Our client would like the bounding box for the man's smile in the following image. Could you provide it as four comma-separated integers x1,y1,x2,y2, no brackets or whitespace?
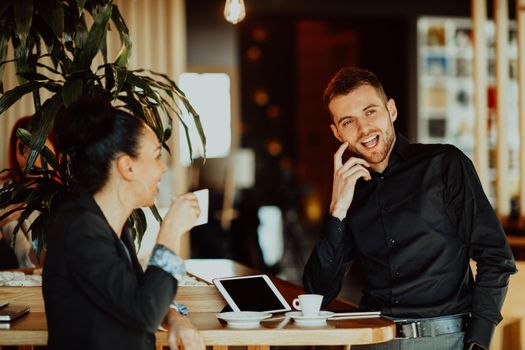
361,134,379,149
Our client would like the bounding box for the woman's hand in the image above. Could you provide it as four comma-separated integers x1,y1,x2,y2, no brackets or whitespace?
166,309,205,350
157,193,200,254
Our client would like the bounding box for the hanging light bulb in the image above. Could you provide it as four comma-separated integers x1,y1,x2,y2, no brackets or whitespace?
224,0,246,24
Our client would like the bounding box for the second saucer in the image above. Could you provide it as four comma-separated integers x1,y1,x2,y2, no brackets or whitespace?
285,311,334,327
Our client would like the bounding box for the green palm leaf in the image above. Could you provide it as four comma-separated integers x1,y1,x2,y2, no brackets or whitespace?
111,4,131,67
25,93,62,171
0,81,46,115
1,0,207,254
16,128,60,171
78,0,112,69
13,0,33,50
39,0,64,40
0,34,9,93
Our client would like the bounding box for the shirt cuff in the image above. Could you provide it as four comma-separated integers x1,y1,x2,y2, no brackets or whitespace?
148,244,186,282
465,315,496,349
324,215,348,243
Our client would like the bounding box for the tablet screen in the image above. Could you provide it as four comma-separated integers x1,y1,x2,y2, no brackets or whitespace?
213,275,291,313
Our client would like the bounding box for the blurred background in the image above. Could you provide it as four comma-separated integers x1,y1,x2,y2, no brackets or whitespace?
182,0,524,290
1,0,523,302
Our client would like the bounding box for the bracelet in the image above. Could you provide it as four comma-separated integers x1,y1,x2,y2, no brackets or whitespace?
170,302,189,316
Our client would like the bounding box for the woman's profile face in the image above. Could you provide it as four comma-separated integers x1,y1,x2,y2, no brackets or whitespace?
130,126,168,207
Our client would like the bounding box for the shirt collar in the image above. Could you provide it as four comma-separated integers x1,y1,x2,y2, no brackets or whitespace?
391,132,412,161
374,132,410,175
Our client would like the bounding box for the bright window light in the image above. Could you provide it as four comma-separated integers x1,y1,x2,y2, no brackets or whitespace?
179,73,232,166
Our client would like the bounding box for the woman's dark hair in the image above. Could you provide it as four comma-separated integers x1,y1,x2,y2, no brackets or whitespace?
54,97,145,194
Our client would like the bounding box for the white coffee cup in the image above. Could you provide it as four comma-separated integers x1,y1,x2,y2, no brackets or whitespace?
192,189,209,226
292,294,323,317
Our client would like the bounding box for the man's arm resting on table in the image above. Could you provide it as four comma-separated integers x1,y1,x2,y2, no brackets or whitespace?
303,215,353,305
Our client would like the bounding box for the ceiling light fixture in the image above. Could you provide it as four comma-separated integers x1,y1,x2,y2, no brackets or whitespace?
224,0,246,24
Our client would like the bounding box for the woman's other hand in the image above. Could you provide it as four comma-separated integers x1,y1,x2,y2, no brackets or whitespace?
166,309,205,350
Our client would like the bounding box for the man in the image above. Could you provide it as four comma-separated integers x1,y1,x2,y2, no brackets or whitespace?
303,67,517,350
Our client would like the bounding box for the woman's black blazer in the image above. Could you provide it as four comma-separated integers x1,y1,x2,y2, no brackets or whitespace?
43,189,177,350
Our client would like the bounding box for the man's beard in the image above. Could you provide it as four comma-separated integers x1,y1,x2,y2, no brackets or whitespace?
347,123,396,165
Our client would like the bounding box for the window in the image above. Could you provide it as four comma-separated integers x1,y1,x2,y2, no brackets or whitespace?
179,73,232,166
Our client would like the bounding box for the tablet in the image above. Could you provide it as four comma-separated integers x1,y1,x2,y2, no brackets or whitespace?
213,274,291,313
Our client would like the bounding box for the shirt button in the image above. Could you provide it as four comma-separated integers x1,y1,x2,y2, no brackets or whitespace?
389,238,396,245
393,298,400,304
394,270,400,277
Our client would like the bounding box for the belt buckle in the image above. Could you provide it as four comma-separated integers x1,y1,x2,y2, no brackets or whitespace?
410,321,422,338
397,320,422,338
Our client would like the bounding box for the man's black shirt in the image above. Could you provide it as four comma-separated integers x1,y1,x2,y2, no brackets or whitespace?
303,133,516,348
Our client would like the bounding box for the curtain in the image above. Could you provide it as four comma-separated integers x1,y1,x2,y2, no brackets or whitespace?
0,0,189,196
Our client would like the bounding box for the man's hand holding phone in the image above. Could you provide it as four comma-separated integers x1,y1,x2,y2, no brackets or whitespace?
329,142,371,220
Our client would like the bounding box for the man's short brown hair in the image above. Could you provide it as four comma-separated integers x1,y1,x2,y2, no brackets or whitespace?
323,67,388,110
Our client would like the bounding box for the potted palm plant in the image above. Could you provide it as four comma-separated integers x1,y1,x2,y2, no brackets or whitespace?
0,0,205,260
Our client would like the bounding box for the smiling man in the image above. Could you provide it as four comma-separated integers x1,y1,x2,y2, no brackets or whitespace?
303,67,517,350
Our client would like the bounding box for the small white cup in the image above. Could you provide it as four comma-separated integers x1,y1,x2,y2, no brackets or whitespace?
292,294,323,317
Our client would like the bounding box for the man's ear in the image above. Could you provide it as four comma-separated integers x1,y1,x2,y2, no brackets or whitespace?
116,155,134,181
387,98,398,122
330,124,344,142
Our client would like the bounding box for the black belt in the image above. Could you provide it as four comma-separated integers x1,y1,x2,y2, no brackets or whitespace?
393,314,468,338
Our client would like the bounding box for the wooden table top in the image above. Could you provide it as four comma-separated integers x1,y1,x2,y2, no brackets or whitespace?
1,259,395,346
1,311,394,346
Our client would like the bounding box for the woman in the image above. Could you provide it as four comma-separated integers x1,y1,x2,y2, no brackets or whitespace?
0,116,56,269
42,98,205,350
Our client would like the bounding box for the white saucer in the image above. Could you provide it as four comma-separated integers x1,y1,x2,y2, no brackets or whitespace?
285,311,335,327
217,311,272,329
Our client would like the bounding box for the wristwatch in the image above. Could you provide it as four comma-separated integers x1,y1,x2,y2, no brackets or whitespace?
169,303,189,316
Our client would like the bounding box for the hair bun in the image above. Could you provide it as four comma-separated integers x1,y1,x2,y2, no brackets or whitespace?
55,97,115,155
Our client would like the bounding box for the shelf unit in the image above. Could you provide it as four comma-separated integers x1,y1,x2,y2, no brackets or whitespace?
417,16,519,203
